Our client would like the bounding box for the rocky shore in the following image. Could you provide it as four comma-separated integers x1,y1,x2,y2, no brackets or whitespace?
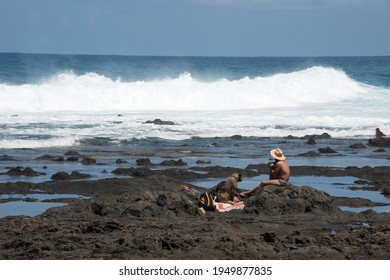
0,163,389,260
1,129,389,259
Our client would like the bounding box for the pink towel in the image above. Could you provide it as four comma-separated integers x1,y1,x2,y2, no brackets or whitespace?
214,201,245,212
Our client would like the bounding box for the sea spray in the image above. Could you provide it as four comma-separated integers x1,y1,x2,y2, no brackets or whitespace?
0,55,389,148
0,67,379,113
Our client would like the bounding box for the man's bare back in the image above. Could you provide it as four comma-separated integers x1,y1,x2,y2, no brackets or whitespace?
269,160,290,184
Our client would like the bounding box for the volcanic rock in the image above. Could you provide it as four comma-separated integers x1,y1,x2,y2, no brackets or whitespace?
349,143,366,149
318,147,337,154
144,119,175,125
4,167,40,177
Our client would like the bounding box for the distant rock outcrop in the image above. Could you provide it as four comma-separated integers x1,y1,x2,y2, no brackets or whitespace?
318,147,337,153
144,119,175,125
368,128,390,147
3,167,40,177
51,171,91,180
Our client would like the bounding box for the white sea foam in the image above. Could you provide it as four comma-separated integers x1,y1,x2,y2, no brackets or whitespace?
0,137,76,149
0,66,389,148
0,66,382,113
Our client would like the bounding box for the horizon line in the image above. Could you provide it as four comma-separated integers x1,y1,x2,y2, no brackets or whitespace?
1,51,389,59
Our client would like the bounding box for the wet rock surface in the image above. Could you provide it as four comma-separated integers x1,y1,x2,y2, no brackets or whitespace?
0,164,389,260
368,128,390,147
369,137,390,147
0,130,389,259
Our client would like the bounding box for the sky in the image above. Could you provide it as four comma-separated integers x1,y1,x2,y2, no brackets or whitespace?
0,0,389,56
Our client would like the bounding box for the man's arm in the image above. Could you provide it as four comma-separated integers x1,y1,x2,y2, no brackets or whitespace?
270,162,282,179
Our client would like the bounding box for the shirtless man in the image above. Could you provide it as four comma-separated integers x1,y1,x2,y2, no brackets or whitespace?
240,148,290,197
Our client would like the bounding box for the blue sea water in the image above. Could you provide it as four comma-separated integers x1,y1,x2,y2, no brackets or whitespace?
0,54,389,216
1,54,389,87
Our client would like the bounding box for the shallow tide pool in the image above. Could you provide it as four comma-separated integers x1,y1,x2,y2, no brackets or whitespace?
0,193,89,218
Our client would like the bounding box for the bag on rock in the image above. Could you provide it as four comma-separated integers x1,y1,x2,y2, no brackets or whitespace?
198,192,215,211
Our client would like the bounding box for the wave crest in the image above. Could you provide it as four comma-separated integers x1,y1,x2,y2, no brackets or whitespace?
0,66,380,113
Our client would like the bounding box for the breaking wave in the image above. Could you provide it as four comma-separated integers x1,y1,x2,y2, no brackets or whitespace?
0,66,384,113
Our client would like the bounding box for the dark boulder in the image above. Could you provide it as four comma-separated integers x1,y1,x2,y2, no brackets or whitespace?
136,158,152,166
51,171,71,180
51,171,91,180
144,119,175,125
244,185,336,215
4,167,40,177
349,143,366,149
52,157,65,162
368,128,390,147
22,167,40,176
111,167,151,177
304,133,331,139
70,171,92,179
36,155,56,160
81,157,97,165
318,147,337,154
64,150,81,156
66,156,79,162
368,137,390,147
298,151,320,157
382,187,390,197
159,159,187,166
196,160,211,164
306,136,316,145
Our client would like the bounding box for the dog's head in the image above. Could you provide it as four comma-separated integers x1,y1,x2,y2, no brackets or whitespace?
231,171,242,182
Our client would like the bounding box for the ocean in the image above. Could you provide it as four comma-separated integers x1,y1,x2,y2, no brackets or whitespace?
0,53,390,216
0,54,389,149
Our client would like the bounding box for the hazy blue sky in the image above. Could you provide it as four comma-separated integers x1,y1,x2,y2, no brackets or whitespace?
0,0,389,56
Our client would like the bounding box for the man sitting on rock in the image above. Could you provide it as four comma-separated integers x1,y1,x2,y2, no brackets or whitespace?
240,148,290,197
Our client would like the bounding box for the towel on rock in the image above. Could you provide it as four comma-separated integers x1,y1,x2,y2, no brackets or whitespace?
214,200,245,212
